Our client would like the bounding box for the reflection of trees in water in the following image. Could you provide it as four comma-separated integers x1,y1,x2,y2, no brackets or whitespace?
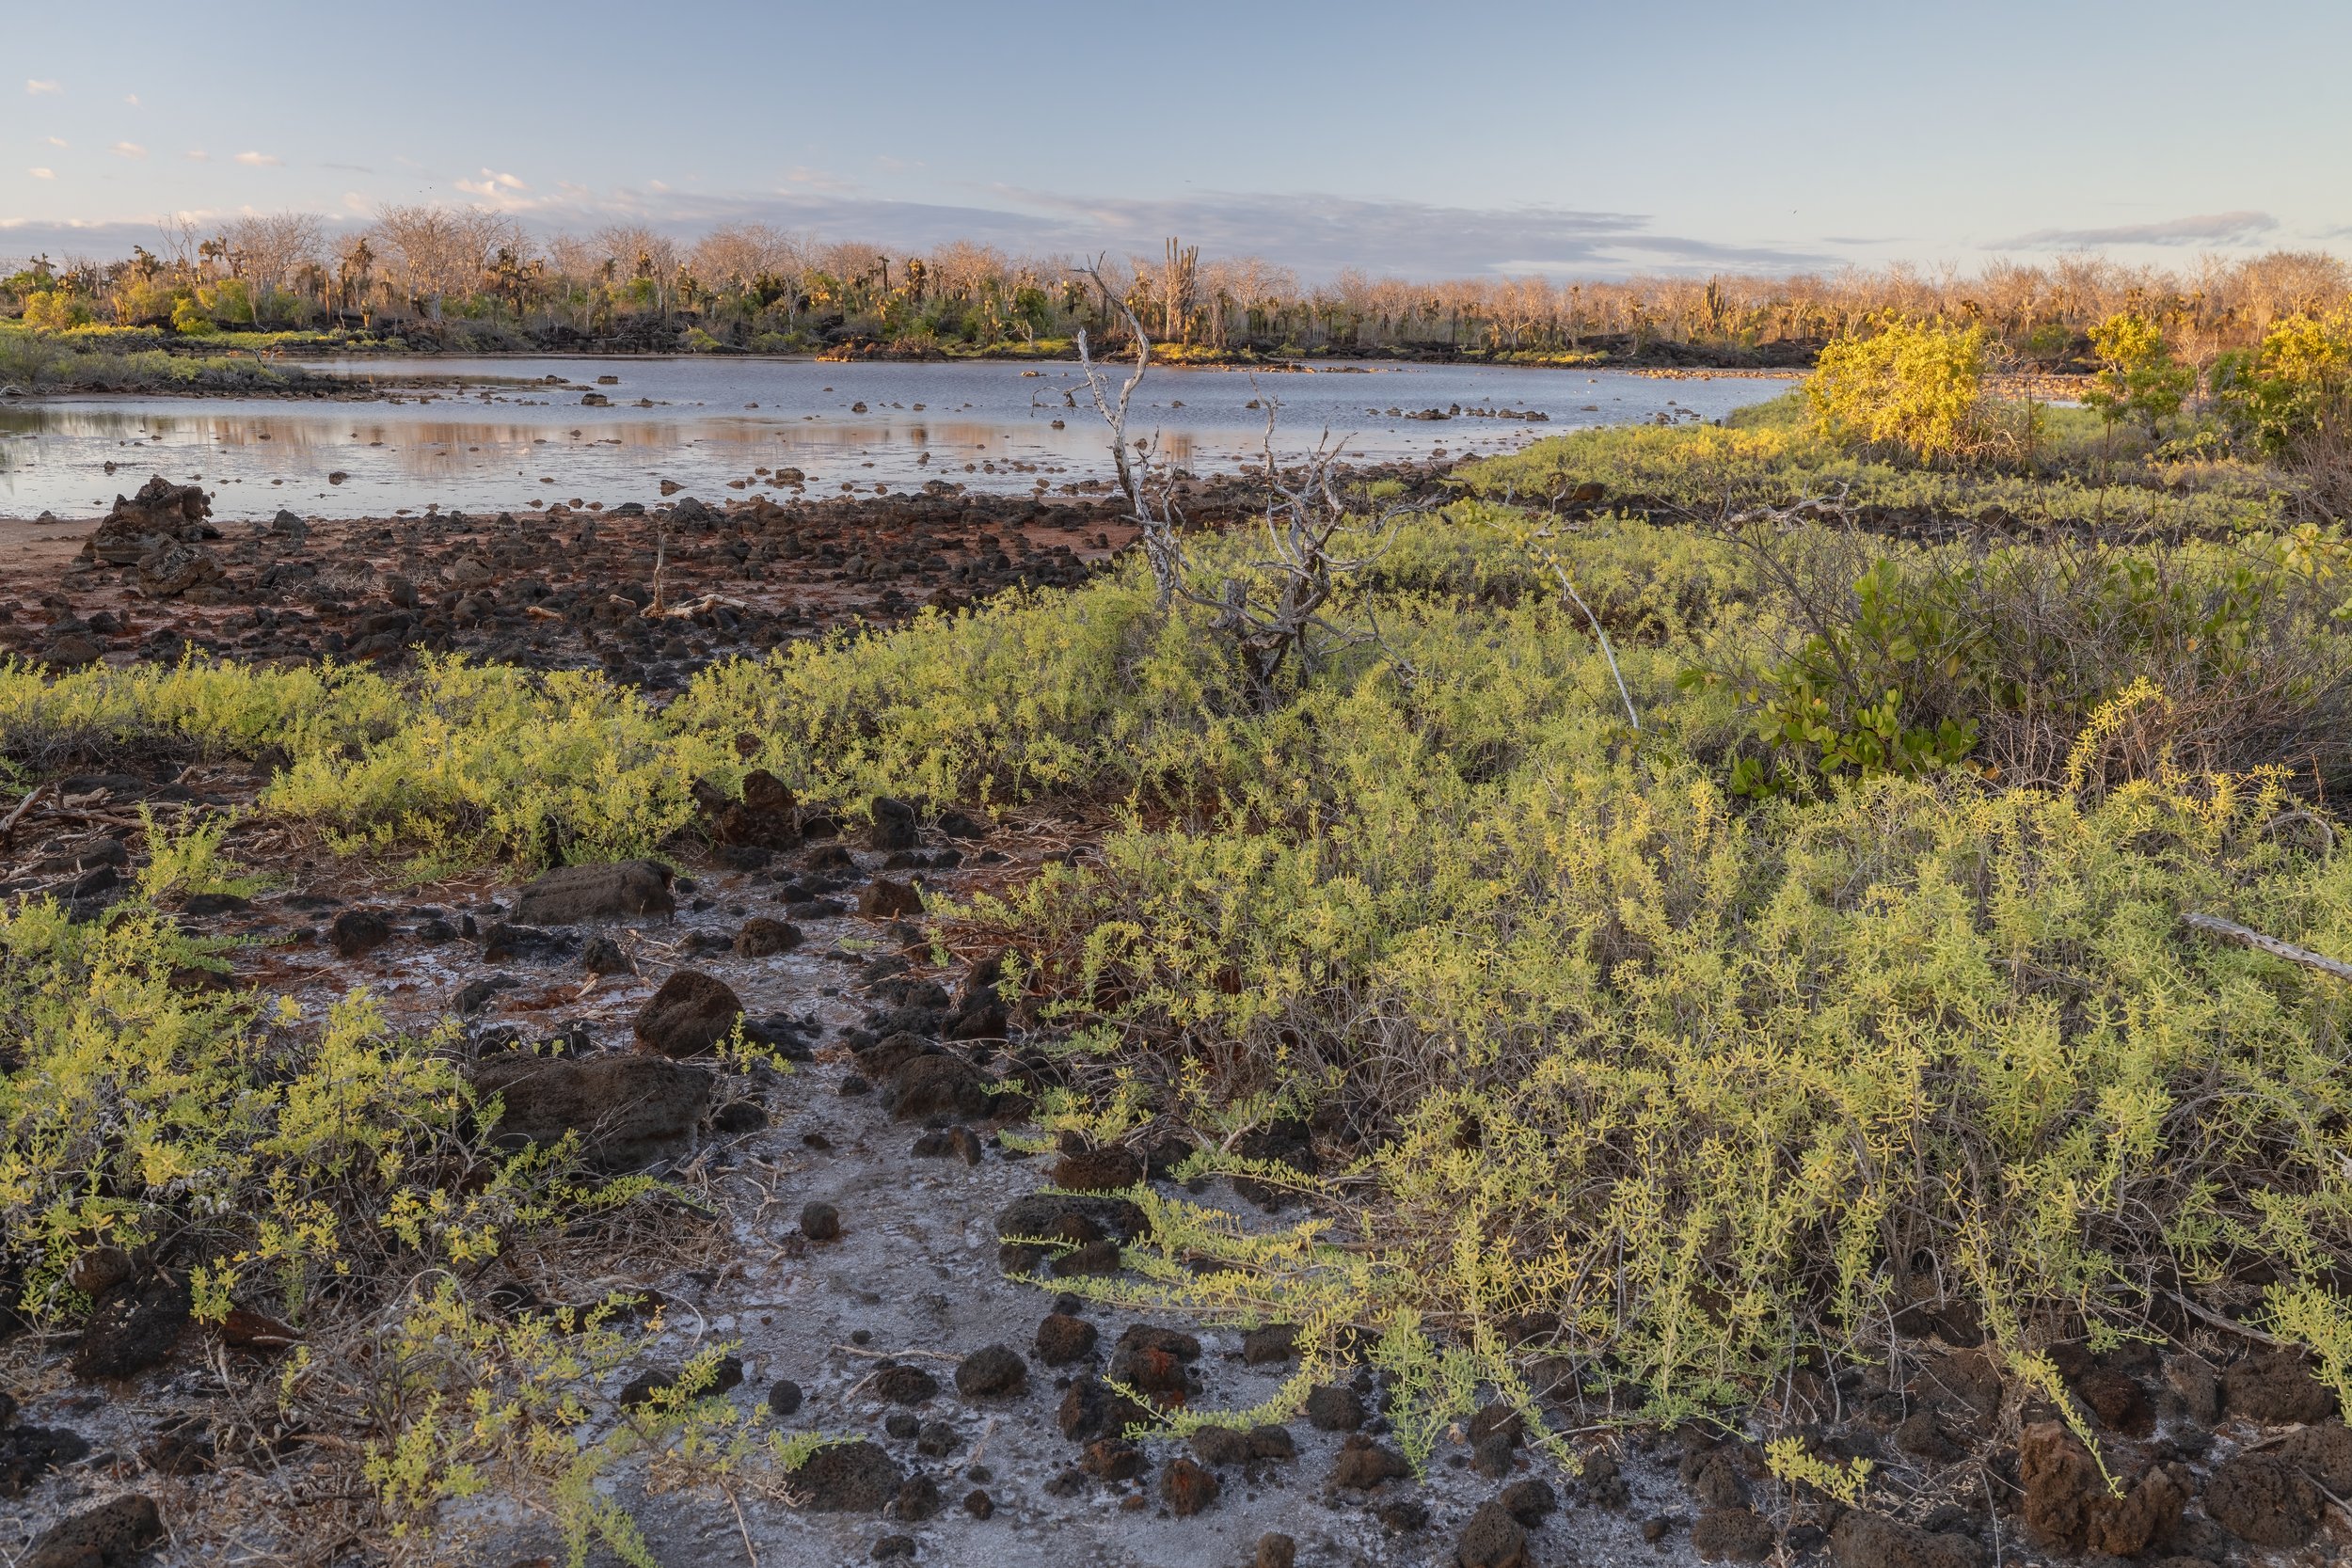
0,370,1777,516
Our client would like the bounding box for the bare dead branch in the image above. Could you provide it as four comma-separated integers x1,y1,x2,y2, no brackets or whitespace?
2182,911,2352,982
1076,269,1185,609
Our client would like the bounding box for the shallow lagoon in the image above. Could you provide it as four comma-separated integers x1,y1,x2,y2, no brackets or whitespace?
0,356,1787,519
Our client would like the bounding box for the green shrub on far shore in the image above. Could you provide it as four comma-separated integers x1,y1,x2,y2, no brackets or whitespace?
0,322,308,392
1805,316,2026,465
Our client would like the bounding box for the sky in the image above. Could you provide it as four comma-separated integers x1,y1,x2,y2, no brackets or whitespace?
2,0,2344,280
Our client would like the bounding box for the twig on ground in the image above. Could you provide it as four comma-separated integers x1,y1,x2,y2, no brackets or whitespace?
722,1480,759,1568
2162,1287,2288,1346
2182,911,2352,982
0,783,49,844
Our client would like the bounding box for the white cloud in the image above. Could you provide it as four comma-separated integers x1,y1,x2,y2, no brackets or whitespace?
27,166,54,180
39,135,65,149
25,79,61,96
342,191,370,211
123,94,138,105
455,166,528,196
1996,211,2280,248
234,150,282,166
185,150,209,161
109,141,146,159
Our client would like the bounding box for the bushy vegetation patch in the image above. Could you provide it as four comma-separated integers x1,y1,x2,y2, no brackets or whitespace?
0,811,824,1560
5,403,2352,1527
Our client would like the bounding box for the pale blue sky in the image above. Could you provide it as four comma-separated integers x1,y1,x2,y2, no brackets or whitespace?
4,0,2344,277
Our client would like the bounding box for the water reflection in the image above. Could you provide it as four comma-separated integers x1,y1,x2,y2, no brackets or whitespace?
0,359,1786,519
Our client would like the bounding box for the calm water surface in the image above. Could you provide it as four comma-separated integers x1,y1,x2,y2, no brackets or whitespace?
0,356,1788,520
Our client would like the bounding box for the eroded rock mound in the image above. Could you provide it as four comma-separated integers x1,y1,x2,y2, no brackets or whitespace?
633,969,744,1057
883,1052,989,1120
516,860,675,924
2204,1450,2322,1548
72,1275,189,1381
701,769,802,848
1826,1509,1982,1568
84,478,215,565
2224,1345,2339,1424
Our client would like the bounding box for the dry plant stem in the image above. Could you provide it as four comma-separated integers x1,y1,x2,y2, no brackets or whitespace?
722,1479,759,1568
1199,404,1422,703
1538,554,1639,729
1515,521,1646,728
2181,911,2352,982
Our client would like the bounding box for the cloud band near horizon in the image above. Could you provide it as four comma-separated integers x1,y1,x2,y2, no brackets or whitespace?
0,188,2314,281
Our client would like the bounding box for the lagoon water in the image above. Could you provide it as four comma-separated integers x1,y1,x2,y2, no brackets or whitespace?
0,356,1788,520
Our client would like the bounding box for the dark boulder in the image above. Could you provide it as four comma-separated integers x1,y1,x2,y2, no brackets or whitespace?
1161,1455,1219,1516
1692,1508,1776,1563
1,1421,92,1497
85,477,215,565
2224,1346,2340,1424
884,1053,991,1120
733,917,803,958
858,879,924,920
873,1364,939,1404
1232,1117,1318,1208
515,860,675,924
1057,1375,1153,1443
702,769,801,848
24,1494,163,1568
72,1276,189,1381
995,1192,1150,1248
788,1439,902,1512
1305,1384,1365,1432
468,1053,709,1169
1035,1312,1098,1366
1826,1511,1983,1568
1454,1500,1529,1568
1052,1145,1145,1192
481,922,575,964
633,969,744,1057
954,1344,1028,1399
2204,1450,2322,1548
1328,1433,1410,1489
328,908,392,958
868,796,920,850
1244,1323,1299,1365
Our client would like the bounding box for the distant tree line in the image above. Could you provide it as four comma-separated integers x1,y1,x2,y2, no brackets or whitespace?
6,207,2352,364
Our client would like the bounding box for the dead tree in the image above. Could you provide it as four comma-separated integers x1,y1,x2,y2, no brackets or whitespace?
1078,277,1419,707
1075,277,1186,609
1201,402,1422,706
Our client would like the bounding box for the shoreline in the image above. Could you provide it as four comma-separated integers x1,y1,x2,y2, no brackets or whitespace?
0,458,1459,686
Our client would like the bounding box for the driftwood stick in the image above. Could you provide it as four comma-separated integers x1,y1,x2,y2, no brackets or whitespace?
2182,912,2352,982
0,783,48,845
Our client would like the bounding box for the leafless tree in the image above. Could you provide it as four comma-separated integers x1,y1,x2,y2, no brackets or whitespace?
1203,405,1422,705
1077,270,1419,706
1075,275,1185,609
594,224,681,319
371,205,523,319
225,212,324,316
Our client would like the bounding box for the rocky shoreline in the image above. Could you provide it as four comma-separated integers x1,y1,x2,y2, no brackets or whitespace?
0,460,1471,690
